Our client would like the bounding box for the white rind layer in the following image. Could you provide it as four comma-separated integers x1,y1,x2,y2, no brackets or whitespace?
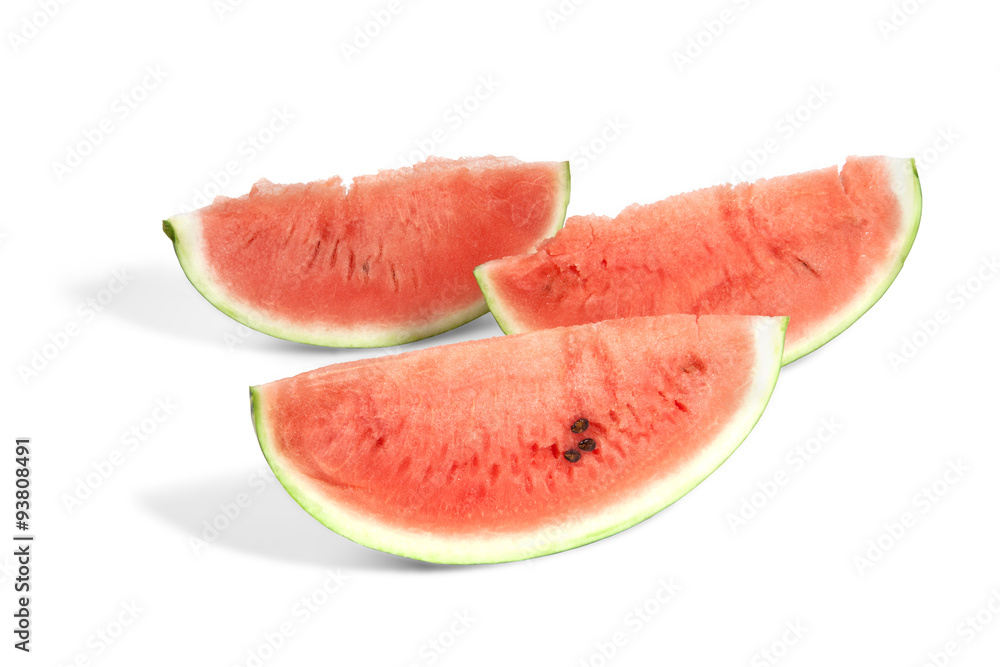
251,315,787,564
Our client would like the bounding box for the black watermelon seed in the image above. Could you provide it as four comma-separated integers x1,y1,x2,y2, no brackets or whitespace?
578,438,596,452
564,449,582,463
571,418,589,434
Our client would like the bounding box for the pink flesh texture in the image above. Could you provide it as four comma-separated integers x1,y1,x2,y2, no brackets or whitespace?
481,157,903,352
199,157,565,330
258,315,761,535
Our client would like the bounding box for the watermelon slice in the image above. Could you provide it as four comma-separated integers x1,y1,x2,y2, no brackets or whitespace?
163,157,570,347
475,156,922,364
250,314,787,564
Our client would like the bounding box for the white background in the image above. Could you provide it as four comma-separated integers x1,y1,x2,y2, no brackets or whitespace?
3,0,999,665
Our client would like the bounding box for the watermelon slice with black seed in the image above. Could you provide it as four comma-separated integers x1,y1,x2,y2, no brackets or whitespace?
250,314,786,564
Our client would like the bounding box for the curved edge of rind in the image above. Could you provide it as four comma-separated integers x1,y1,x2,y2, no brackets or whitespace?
252,316,787,565
252,383,463,564
164,160,570,348
782,157,922,364
165,211,263,332
251,386,356,553
473,263,517,335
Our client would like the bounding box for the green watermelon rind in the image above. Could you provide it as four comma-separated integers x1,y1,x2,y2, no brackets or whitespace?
250,315,787,565
163,161,571,348
781,157,922,364
476,157,923,366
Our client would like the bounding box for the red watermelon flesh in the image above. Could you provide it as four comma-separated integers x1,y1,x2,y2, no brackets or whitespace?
163,156,570,347
251,314,787,564
475,156,921,364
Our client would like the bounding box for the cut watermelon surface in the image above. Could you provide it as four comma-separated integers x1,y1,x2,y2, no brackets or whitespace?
475,156,921,364
251,314,787,564
164,157,570,347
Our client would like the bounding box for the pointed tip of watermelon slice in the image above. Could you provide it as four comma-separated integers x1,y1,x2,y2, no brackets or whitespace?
472,263,515,335
905,157,923,247
162,219,176,242
557,159,572,224
249,385,259,426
